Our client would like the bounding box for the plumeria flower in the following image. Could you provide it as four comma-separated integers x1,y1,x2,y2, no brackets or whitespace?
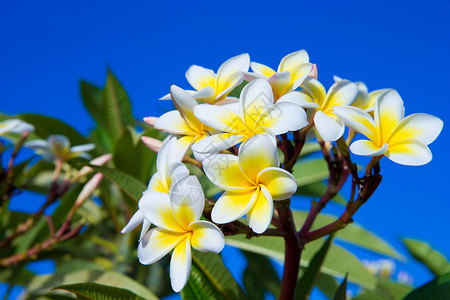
334,76,390,113
25,134,94,163
160,54,250,104
153,85,215,155
122,136,189,239
0,119,34,135
138,175,225,292
192,79,308,153
333,90,443,165
202,134,297,234
298,77,358,142
243,50,313,100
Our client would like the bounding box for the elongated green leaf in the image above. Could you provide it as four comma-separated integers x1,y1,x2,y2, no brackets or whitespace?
299,143,321,158
333,274,348,300
102,69,134,141
292,159,329,187
353,278,413,300
80,81,105,128
228,81,247,98
181,252,247,300
296,182,346,205
88,164,146,202
19,114,87,145
28,270,158,300
296,235,334,300
293,211,403,259
225,235,377,290
404,272,450,300
242,251,280,299
316,273,339,300
54,282,145,300
402,238,450,276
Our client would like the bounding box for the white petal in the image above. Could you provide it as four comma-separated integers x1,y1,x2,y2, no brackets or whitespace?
239,134,280,182
159,93,172,100
216,53,250,87
167,162,190,189
194,104,245,133
138,228,185,265
140,218,152,241
240,79,274,127
268,71,291,99
170,176,205,228
157,136,179,179
375,90,405,142
185,65,216,91
170,237,192,292
278,50,310,73
192,86,216,103
139,191,184,231
4,119,34,134
333,106,377,140
247,186,273,234
242,71,267,82
25,139,49,151
313,110,345,142
211,189,258,224
256,167,297,200
350,140,388,156
300,78,327,106
191,133,245,154
288,63,313,92
388,113,443,145
255,102,308,135
121,210,145,234
154,110,194,135
170,85,203,129
215,72,244,101
69,143,95,153
251,62,276,78
277,91,319,108
48,135,71,156
0,119,22,135
386,139,432,166
189,220,225,253
325,80,358,108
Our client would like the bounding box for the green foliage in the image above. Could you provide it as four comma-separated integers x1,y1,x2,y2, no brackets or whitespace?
403,272,450,300
402,238,450,276
53,282,146,300
292,159,329,187
333,274,348,300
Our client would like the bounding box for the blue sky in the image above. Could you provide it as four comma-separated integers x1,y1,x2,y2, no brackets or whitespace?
1,0,449,298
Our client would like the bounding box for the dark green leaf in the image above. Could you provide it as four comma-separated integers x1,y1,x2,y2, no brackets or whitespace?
53,282,145,300
316,273,339,300
404,272,450,300
402,238,450,276
227,81,247,98
333,274,348,300
242,251,280,299
296,235,334,300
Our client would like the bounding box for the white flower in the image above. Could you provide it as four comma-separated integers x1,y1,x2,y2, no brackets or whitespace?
0,119,34,135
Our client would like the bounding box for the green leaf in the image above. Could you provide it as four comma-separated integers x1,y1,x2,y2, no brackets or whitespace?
296,235,334,300
102,69,134,141
88,164,146,202
242,251,280,299
296,182,346,205
53,282,146,300
402,238,450,276
292,159,329,187
292,211,403,259
80,81,105,128
299,143,321,158
19,114,87,146
333,274,348,300
404,272,450,300
227,81,247,98
353,278,413,300
27,270,158,300
225,235,377,290
181,252,247,300
315,273,339,300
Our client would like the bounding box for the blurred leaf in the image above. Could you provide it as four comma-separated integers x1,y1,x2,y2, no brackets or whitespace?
333,274,348,300
293,211,403,259
102,69,134,141
296,182,346,205
27,270,158,300
316,273,339,300
242,251,280,299
296,235,334,300
79,81,105,129
88,164,146,202
353,278,413,300
404,272,450,300
292,159,329,187
402,238,450,276
53,282,146,300
299,143,321,158
226,235,377,290
19,114,87,146
181,252,247,300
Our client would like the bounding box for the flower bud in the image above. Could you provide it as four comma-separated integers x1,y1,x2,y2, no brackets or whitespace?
75,173,104,207
141,136,163,153
143,116,158,127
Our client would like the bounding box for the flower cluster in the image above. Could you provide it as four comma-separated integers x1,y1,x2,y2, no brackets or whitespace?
123,50,443,292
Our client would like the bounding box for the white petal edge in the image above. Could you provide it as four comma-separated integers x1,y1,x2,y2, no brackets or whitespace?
313,110,345,142
350,140,389,156
189,220,225,253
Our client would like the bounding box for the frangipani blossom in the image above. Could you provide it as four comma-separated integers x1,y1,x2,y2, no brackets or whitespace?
122,136,189,239
138,175,225,292
25,134,94,163
203,134,297,234
160,54,250,104
299,77,358,142
243,50,313,100
333,90,443,166
192,79,308,153
0,119,34,135
154,85,213,155
334,76,390,113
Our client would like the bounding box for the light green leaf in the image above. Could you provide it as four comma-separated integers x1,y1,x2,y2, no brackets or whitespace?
296,235,334,300
292,159,329,187
402,238,450,276
299,143,321,158
88,164,146,202
295,182,346,205
292,211,403,259
79,81,106,129
53,282,145,300
353,278,413,300
404,272,450,300
333,274,348,300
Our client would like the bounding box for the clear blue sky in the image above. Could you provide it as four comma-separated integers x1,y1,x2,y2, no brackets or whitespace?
1,0,449,299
